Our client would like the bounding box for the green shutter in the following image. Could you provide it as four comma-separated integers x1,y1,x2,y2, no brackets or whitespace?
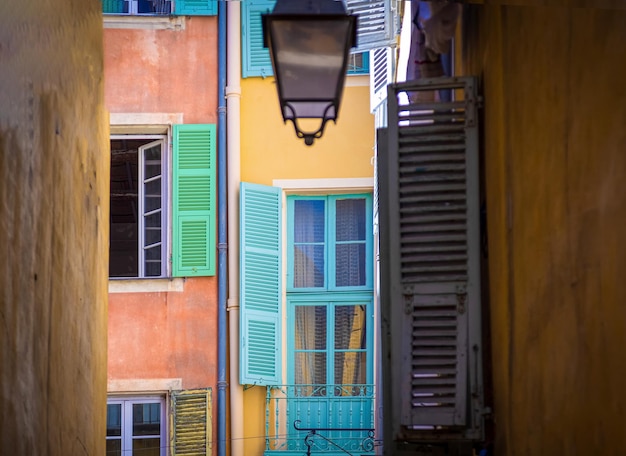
170,389,212,455
172,124,216,277
175,0,217,16
240,182,282,385
242,0,275,78
380,77,484,437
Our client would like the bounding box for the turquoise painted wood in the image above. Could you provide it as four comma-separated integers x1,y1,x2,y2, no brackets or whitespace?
242,0,275,78
240,182,282,385
172,124,216,277
174,0,217,15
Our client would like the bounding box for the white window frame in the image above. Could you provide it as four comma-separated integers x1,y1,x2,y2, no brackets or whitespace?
110,134,171,279
106,396,167,456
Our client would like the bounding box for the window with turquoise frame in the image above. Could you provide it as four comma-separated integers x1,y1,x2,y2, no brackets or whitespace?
287,194,373,292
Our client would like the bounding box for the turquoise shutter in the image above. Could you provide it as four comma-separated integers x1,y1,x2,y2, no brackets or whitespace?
170,389,212,455
240,182,282,385
172,124,216,277
174,0,217,16
242,0,275,78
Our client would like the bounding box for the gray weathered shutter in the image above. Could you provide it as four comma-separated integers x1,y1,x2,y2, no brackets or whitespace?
345,0,396,52
370,47,393,113
379,77,483,433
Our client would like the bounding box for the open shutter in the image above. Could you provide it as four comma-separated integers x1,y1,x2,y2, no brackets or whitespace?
172,124,216,277
370,47,394,113
170,389,212,455
240,182,282,385
242,0,275,78
346,0,396,52
380,77,483,434
174,0,216,16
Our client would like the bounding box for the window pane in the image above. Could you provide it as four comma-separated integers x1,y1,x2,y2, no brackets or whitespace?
335,243,366,287
294,200,325,243
106,404,122,437
295,352,326,385
334,351,367,386
336,198,365,241
293,245,324,287
334,305,366,350
133,437,161,455
105,439,122,456
295,306,327,350
132,403,161,436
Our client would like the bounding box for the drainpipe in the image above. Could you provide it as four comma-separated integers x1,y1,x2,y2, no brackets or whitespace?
226,1,244,456
217,1,228,456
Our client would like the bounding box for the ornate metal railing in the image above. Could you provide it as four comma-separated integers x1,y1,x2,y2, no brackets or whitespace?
265,384,375,455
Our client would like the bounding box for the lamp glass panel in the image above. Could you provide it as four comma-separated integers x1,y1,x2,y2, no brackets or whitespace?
270,17,352,119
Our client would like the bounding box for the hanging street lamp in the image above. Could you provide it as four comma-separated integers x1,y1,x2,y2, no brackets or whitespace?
262,0,357,146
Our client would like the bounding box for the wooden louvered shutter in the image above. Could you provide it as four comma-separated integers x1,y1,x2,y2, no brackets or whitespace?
345,0,396,52
170,389,212,455
370,47,393,113
240,182,282,385
242,0,275,78
172,124,216,277
174,0,217,16
380,77,482,429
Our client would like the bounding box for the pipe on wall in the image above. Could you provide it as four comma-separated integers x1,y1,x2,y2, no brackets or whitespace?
217,1,228,456
226,1,244,455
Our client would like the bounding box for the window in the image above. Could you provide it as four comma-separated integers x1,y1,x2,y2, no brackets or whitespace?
109,124,216,279
102,0,217,16
241,0,372,78
107,397,166,456
110,136,167,278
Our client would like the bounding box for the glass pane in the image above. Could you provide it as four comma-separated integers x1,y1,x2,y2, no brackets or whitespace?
144,180,162,213
106,404,122,437
106,438,122,456
133,403,161,436
293,245,324,287
144,212,162,245
133,437,161,455
295,306,327,350
336,198,365,241
334,305,366,350
294,200,325,243
334,351,367,387
335,243,366,287
295,352,326,385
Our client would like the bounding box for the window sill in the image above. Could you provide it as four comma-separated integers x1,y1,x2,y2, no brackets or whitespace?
103,15,185,30
109,278,185,293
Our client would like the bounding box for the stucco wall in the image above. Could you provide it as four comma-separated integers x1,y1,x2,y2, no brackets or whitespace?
0,1,109,455
463,5,626,454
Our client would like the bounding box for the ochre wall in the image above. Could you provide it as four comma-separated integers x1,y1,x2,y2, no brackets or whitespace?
104,17,218,123
463,5,626,454
240,78,375,184
239,76,375,455
0,1,109,455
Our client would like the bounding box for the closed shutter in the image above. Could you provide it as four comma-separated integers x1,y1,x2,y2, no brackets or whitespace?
379,77,483,431
170,389,212,455
174,0,216,16
370,47,394,113
240,182,282,385
345,0,396,52
242,0,275,78
172,124,216,277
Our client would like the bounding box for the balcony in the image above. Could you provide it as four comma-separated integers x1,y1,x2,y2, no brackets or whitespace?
265,384,376,456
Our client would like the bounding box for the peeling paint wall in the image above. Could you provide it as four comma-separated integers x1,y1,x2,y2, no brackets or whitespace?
0,1,109,455
463,4,626,454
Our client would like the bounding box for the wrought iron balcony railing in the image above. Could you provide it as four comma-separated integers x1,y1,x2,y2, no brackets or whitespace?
265,384,375,455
